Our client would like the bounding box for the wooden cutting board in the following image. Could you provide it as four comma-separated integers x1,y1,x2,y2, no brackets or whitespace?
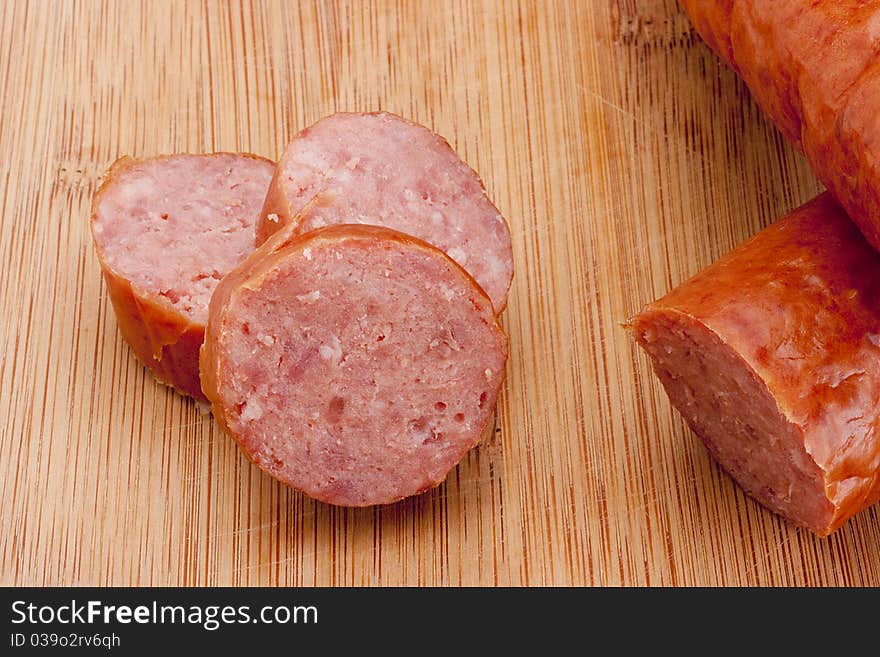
2,0,878,586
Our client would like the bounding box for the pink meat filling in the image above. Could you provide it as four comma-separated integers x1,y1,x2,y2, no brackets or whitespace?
261,112,513,311
214,233,508,506
636,310,833,531
92,154,274,323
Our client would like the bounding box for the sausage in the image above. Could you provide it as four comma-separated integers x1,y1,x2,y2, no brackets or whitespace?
257,111,514,313
200,223,508,506
91,153,274,400
679,0,735,68
680,1,880,251
632,194,880,535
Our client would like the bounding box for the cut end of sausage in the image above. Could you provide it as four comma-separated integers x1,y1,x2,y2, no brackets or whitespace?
92,153,275,324
203,225,508,506
633,308,835,535
90,152,274,399
257,111,514,313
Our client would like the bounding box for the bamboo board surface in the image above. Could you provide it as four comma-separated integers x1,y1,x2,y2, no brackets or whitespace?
2,0,879,587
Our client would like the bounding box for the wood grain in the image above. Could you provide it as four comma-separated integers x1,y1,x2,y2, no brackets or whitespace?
1,0,878,586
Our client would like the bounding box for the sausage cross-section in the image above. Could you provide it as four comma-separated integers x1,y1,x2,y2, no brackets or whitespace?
200,224,509,506
91,153,274,400
633,194,880,535
257,111,514,313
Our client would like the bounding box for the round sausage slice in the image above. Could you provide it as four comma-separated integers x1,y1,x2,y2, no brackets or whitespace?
91,153,274,400
632,194,880,536
201,224,508,506
257,111,514,313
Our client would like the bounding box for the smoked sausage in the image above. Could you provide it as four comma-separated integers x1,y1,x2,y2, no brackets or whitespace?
201,223,508,506
91,153,274,400
257,112,514,313
680,1,880,251
633,194,880,535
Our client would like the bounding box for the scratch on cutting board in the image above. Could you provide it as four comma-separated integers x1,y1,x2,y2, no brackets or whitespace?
574,80,781,208
742,528,800,580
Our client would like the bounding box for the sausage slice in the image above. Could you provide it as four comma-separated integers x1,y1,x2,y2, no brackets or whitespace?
632,194,880,535
257,111,514,313
201,224,508,506
91,153,274,400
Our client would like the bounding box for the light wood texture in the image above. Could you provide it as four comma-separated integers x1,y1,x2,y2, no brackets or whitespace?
2,0,878,586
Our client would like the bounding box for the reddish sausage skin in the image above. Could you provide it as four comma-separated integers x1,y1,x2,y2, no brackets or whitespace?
633,194,880,535
679,0,735,70
201,224,508,506
91,153,274,400
256,112,514,313
680,1,880,251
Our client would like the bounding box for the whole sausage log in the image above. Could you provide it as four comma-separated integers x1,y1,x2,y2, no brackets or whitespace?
200,223,508,506
680,0,880,251
632,194,880,535
257,112,514,313
91,153,274,400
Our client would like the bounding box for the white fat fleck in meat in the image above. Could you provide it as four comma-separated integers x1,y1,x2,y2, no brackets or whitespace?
438,285,456,301
484,368,493,380
267,213,280,223
429,327,461,352
239,399,263,422
294,149,330,173
447,246,468,266
484,252,502,277
333,168,354,184
117,178,155,202
319,334,343,365
303,247,312,261
296,290,321,303
258,334,276,346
